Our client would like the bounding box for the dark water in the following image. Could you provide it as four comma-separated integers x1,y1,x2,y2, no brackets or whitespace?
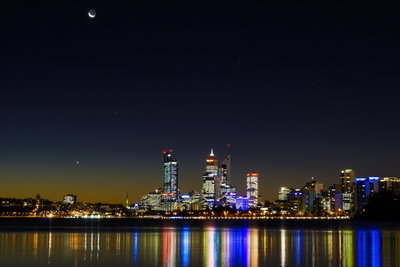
0,219,399,266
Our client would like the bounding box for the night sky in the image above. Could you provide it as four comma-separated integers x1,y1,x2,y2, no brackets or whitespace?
1,3,400,203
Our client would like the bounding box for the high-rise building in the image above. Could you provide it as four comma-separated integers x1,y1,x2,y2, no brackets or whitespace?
328,184,342,212
246,172,259,207
380,177,400,193
63,194,77,205
305,177,324,194
162,150,178,211
340,169,355,193
355,176,381,212
219,154,231,186
278,187,291,201
219,154,237,206
141,188,163,211
287,189,304,214
340,169,355,212
236,196,250,211
202,149,219,209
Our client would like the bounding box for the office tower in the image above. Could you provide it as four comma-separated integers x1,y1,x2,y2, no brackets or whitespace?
225,188,237,208
202,149,219,209
380,177,400,193
63,194,77,205
305,177,324,194
355,176,381,212
279,187,291,201
354,177,368,212
328,184,342,212
162,150,178,211
340,169,355,193
246,172,259,207
219,154,231,186
219,154,237,206
236,196,250,211
340,169,355,212
287,189,304,214
141,188,163,211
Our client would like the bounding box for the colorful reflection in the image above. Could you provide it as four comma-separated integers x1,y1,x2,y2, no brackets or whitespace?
0,225,396,267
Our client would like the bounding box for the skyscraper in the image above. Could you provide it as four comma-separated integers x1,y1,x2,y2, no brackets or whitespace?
278,187,291,201
246,172,259,208
355,176,381,212
202,149,219,209
219,154,237,206
219,154,231,186
162,150,178,211
340,169,355,212
340,169,355,193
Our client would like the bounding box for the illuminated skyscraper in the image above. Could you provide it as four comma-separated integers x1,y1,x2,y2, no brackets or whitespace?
340,169,355,212
201,149,219,209
278,187,291,201
219,154,237,206
340,169,355,193
355,176,381,212
162,149,178,211
63,194,77,205
246,172,259,207
219,154,231,186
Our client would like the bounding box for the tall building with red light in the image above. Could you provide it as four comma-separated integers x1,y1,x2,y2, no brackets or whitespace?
246,172,259,207
162,149,178,211
201,149,220,209
219,154,237,207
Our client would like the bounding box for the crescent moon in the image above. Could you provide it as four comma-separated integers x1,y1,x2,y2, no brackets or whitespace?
88,11,96,18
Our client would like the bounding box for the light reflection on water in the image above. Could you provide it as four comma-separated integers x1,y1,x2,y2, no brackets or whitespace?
0,226,400,266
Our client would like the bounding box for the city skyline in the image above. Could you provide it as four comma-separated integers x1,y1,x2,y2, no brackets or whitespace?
1,4,400,204
1,146,399,205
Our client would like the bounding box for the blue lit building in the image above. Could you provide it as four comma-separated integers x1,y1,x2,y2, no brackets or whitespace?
355,176,381,212
287,189,304,214
236,196,250,211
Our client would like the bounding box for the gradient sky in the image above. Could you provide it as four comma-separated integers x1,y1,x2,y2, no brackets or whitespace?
1,3,400,203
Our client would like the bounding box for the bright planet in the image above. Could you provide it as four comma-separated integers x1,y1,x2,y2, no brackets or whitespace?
88,9,96,18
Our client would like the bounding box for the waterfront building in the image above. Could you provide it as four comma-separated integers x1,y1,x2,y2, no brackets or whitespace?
140,188,163,211
219,154,231,185
63,194,77,205
236,196,250,211
334,192,343,212
379,177,400,193
189,191,203,210
287,189,304,214
328,184,342,212
342,193,352,212
340,169,355,193
305,177,324,194
162,150,179,211
246,172,259,207
355,176,381,212
340,169,355,212
180,194,191,211
224,186,237,208
201,149,220,209
278,187,291,201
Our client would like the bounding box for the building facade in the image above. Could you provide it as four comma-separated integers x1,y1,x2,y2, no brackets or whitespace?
162,150,179,211
246,172,259,207
202,149,219,209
